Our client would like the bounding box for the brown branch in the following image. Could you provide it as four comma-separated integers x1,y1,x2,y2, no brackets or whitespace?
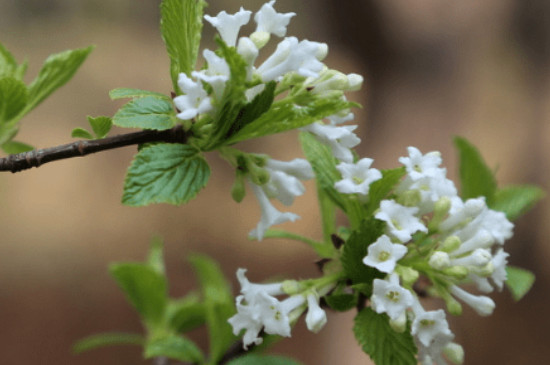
0,125,190,173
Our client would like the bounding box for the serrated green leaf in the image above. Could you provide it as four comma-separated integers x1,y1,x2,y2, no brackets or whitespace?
122,143,210,206
1,140,33,154
491,185,545,221
113,96,177,131
0,42,18,77
109,88,170,100
24,46,93,116
73,332,144,354
341,218,385,294
325,292,358,312
166,294,206,333
454,136,497,204
0,77,28,123
161,0,207,92
505,266,535,301
110,263,167,328
227,354,304,365
366,167,407,216
87,116,112,138
188,254,236,364
227,95,353,145
354,308,417,365
71,127,94,140
144,334,204,363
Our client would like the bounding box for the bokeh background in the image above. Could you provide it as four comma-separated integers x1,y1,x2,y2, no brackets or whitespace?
1,0,550,364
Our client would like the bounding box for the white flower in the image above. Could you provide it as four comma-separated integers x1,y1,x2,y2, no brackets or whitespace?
228,295,266,349
334,158,382,199
449,248,492,269
236,268,284,299
305,293,327,333
489,248,509,291
363,235,408,273
371,273,414,320
256,37,327,81
173,73,213,120
397,174,458,214
450,285,495,316
417,331,456,365
301,122,361,163
237,37,259,80
249,181,300,240
439,197,486,232
262,158,314,206
254,0,296,37
375,200,428,242
192,49,230,100
476,209,514,245
411,307,453,348
204,7,252,47
399,147,443,181
327,110,354,125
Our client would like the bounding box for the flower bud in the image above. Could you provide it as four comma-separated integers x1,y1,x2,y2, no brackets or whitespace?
305,294,327,333
231,170,246,203
440,235,461,253
429,251,451,270
444,342,465,364
250,31,271,49
394,265,419,287
442,266,469,280
389,311,407,333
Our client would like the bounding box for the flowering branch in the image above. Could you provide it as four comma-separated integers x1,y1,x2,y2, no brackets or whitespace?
0,125,189,173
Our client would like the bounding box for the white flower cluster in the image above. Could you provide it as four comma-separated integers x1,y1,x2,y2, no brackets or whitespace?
336,146,513,364
228,269,329,349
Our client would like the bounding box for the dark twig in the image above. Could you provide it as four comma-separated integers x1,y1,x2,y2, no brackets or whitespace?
0,125,190,173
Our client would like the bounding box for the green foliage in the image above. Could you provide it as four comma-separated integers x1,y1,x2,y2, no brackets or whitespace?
227,354,304,365
144,334,204,363
353,308,417,365
340,217,385,295
365,167,407,216
0,42,27,80
71,128,94,140
505,266,536,301
113,97,177,131
110,88,170,100
261,229,336,258
0,77,28,124
161,0,207,92
492,185,545,221
188,254,236,364
325,286,358,312
1,140,33,154
110,263,168,330
72,116,113,140
122,143,211,206
73,333,144,354
454,136,497,204
166,294,206,333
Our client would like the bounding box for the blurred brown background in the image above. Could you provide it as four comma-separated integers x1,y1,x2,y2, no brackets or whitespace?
1,0,549,364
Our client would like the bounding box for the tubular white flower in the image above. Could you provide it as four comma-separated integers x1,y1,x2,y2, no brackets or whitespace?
439,197,486,232
370,273,414,320
237,37,259,80
261,294,305,338
204,7,252,47
305,293,327,333
375,200,428,243
192,49,230,100
262,158,313,206
449,248,492,268
265,158,314,181
489,248,509,291
254,0,296,37
173,73,213,120
334,158,382,199
450,285,495,316
399,147,443,181
249,181,300,240
363,235,408,274
301,122,361,163
411,307,453,348
228,295,266,349
327,110,354,125
417,330,455,365
236,268,284,299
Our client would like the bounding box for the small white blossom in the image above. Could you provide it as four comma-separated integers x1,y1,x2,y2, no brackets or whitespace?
305,293,327,333
371,273,414,320
249,181,299,240
174,73,213,120
192,49,230,100
489,248,509,291
399,147,443,181
254,0,296,37
363,235,408,274
302,122,361,163
327,110,354,125
375,200,428,242
449,248,492,269
411,307,453,348
450,285,495,316
417,331,456,365
262,158,313,206
334,158,382,199
204,7,252,47
237,37,259,80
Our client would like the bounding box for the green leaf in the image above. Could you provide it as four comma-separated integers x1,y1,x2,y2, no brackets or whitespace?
0,42,19,78
71,127,94,140
227,95,353,145
1,140,33,154
161,0,207,92
110,263,167,328
325,292,358,312
341,217,385,294
25,46,93,116
366,167,407,216
166,294,206,333
0,77,28,123
454,136,497,204
87,116,113,138
227,354,304,365
122,143,210,206
354,308,417,365
144,334,204,363
188,254,236,364
73,332,144,354
109,88,170,100
505,266,535,301
113,96,177,131
491,185,545,221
